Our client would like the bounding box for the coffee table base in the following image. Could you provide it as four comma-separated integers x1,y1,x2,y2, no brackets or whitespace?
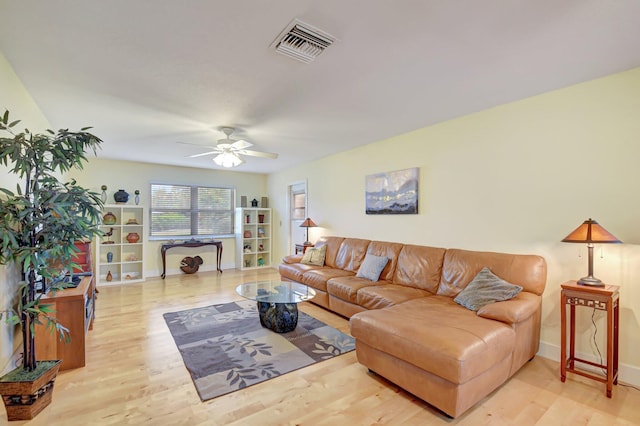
257,301,298,333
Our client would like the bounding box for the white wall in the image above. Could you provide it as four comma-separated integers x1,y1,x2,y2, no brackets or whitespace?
69,158,268,277
268,67,640,385
0,51,52,374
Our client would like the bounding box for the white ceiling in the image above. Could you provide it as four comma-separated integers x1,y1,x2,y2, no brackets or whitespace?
1,1,639,174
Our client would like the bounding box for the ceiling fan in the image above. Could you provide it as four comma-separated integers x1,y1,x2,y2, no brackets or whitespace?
180,127,278,168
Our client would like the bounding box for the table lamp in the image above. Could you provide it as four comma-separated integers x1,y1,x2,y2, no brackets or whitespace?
561,218,621,286
300,217,317,246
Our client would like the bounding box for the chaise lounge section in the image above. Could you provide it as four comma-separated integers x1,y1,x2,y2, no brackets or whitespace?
279,236,547,418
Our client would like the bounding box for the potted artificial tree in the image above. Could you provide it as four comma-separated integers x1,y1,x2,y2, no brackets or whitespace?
0,110,103,421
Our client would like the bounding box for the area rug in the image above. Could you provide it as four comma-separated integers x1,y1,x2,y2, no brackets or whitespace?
163,299,355,401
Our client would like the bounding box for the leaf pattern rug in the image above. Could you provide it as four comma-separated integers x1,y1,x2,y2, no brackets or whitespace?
163,299,355,401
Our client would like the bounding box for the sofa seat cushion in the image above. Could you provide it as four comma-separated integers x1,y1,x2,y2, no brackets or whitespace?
350,297,515,384
279,262,324,283
356,285,432,310
301,268,355,292
326,276,382,304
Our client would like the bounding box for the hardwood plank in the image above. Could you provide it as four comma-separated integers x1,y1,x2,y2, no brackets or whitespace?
5,268,639,425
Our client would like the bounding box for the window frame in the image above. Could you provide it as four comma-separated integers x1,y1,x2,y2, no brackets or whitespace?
149,183,236,240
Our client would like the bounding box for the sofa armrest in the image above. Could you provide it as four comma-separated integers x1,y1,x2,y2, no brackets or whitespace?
476,292,540,325
282,254,303,264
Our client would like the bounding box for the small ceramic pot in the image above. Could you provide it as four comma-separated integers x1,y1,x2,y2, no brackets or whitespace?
106,252,113,263
126,232,140,243
114,189,129,204
103,212,117,225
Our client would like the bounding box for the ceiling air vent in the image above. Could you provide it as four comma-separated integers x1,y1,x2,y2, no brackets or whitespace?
270,19,336,64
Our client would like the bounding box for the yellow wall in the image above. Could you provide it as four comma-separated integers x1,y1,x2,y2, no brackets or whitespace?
0,52,52,374
69,158,268,277
268,67,640,385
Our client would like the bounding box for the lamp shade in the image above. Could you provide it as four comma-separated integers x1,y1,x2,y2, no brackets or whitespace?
299,218,317,228
561,218,621,244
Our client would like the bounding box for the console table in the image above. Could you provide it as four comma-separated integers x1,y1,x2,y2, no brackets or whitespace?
161,240,223,279
560,280,619,397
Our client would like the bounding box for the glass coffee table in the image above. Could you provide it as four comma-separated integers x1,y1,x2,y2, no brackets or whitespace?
236,281,316,333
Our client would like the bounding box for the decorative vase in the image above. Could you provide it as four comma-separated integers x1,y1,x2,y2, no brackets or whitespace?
0,360,62,421
101,185,107,203
102,212,117,225
106,271,112,281
126,232,140,243
258,214,265,223
134,190,140,205
246,214,250,224
106,252,113,263
114,189,129,204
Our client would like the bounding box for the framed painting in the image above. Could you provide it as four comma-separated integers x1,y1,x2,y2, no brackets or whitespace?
365,167,418,214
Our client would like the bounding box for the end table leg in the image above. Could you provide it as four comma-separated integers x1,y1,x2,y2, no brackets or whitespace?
560,291,567,382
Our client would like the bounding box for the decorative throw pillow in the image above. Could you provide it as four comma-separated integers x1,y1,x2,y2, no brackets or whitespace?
454,267,523,311
356,254,389,282
300,244,327,266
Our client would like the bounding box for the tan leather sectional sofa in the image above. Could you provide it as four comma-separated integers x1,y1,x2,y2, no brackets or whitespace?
279,236,547,418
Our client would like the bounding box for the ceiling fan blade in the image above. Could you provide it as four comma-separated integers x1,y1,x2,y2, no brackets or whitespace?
177,141,216,149
230,139,252,150
188,150,220,158
237,149,278,159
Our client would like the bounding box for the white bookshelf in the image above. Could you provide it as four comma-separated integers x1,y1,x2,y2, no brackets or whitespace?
95,204,146,285
235,208,272,270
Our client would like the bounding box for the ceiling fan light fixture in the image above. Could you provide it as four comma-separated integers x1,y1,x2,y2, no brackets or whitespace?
213,152,243,168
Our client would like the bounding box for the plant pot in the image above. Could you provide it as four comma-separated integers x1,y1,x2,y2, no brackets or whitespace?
0,360,62,421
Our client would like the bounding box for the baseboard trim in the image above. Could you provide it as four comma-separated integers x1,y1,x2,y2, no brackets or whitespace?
537,341,640,388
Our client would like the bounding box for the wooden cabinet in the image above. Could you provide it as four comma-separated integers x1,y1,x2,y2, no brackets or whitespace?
95,204,146,285
235,208,272,270
35,275,95,371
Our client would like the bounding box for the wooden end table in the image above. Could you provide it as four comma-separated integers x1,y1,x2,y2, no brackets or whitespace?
295,243,314,255
560,280,619,397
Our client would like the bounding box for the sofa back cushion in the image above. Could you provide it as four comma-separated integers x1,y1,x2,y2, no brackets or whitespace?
437,248,547,298
335,238,371,272
366,240,404,282
315,236,345,268
392,244,447,293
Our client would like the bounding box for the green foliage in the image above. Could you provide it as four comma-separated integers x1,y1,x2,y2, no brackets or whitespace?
0,110,104,372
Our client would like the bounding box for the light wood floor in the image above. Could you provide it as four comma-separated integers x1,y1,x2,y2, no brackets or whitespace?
6,268,640,425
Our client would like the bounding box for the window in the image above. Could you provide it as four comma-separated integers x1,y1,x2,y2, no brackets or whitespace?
150,183,235,238
292,191,306,220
